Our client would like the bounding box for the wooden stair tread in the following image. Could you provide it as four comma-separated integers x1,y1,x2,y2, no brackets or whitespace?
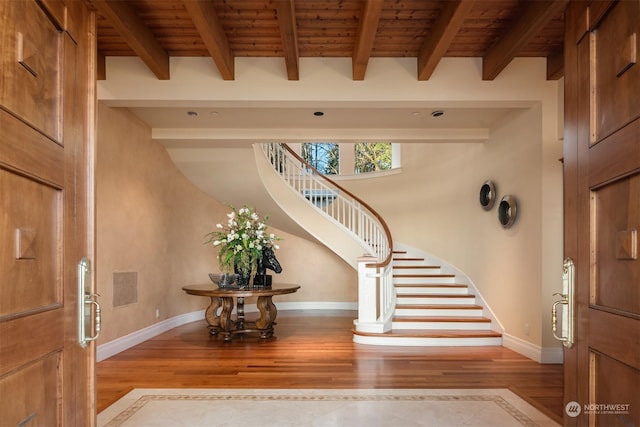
353,329,502,338
354,248,504,347
396,304,483,309
393,316,491,323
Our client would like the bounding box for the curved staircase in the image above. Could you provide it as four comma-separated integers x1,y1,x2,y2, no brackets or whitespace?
255,143,502,347
353,250,503,346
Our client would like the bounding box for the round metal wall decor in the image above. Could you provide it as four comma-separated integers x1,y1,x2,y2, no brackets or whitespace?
479,180,496,210
498,195,517,228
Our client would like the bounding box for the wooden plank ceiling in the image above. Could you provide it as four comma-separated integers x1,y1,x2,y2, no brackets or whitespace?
86,0,568,81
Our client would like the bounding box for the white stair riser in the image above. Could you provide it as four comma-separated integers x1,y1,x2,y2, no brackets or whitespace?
397,296,476,305
395,287,468,295
392,321,491,330
395,308,484,317
351,253,503,348
394,277,456,285
353,335,503,347
393,268,442,275
392,259,426,264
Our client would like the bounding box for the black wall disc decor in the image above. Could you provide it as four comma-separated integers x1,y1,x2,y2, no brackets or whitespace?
498,195,518,228
479,180,496,210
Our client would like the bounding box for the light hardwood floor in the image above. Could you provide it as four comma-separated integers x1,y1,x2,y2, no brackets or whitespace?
97,310,564,424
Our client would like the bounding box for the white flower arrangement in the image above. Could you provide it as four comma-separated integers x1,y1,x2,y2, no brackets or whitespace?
205,205,280,279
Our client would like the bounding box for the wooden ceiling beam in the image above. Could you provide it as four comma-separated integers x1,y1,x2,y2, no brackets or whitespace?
352,0,384,81
183,0,235,80
274,0,299,80
546,48,564,80
91,0,170,80
417,0,475,81
482,0,568,80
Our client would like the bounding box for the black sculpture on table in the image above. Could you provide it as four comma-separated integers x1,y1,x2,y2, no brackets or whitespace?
254,246,282,287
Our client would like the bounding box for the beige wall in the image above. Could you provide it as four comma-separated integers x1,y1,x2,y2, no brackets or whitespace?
343,105,563,348
96,56,564,356
96,102,562,351
96,104,355,344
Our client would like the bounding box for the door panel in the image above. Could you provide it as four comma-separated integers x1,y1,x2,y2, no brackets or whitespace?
591,173,639,316
591,351,640,426
0,352,61,427
0,0,63,143
592,0,639,143
0,169,62,318
0,0,95,425
564,1,640,426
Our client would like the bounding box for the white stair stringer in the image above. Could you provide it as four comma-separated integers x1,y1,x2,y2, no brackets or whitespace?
353,244,504,347
254,144,369,270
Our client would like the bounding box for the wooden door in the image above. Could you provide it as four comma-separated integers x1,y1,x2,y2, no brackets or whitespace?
563,0,640,426
0,1,96,425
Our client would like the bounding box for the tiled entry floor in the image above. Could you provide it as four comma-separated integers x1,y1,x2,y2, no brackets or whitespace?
99,388,560,427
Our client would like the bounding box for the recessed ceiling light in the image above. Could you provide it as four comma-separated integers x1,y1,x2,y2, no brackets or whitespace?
187,111,198,117
313,111,324,117
210,111,218,117
431,110,445,117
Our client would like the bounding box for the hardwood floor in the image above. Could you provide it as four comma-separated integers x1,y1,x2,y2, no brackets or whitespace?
96,310,564,424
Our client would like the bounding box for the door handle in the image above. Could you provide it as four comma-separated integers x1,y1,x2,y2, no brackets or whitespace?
78,257,101,348
551,257,575,348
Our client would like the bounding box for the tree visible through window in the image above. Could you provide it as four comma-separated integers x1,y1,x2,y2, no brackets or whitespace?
301,142,339,175
354,142,392,173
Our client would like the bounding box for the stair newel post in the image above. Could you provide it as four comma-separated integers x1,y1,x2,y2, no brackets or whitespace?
355,255,385,333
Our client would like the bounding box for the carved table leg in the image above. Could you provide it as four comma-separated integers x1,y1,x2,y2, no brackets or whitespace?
256,296,277,338
204,297,221,335
219,297,235,341
236,297,245,331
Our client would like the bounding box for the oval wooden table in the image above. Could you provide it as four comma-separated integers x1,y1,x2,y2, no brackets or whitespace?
182,284,300,341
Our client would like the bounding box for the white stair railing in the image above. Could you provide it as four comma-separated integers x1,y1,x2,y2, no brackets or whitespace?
260,143,395,332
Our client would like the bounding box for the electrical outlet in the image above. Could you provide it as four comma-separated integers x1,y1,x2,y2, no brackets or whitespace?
155,309,160,319
524,323,530,336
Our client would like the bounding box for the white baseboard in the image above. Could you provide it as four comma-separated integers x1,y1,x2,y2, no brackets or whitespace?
502,333,564,364
97,302,357,362
275,301,357,311
97,310,204,362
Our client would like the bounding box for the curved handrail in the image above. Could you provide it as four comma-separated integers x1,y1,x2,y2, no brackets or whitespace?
271,143,393,268
260,142,396,332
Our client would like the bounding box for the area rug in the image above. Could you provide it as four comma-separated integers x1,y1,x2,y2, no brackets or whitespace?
98,388,559,427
